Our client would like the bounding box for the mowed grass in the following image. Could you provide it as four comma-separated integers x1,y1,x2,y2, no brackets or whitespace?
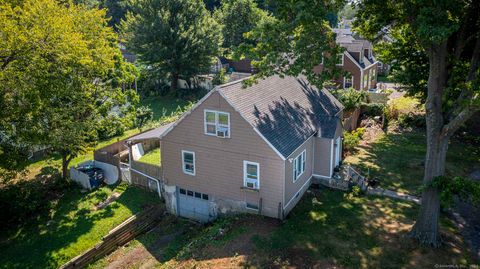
141,96,192,121
137,148,161,166
0,183,161,269
134,189,472,269
344,130,479,195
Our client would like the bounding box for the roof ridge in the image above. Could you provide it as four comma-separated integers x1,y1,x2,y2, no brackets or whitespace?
217,75,253,89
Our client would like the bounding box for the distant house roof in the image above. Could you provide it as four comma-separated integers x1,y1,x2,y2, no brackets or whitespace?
127,122,175,143
218,75,343,158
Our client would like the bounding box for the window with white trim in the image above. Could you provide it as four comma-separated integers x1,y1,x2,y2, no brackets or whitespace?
293,150,306,181
336,53,344,66
243,161,259,189
204,110,230,138
344,74,354,89
182,150,195,175
363,74,368,89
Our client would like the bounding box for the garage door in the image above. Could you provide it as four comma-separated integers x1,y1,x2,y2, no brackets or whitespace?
177,187,212,222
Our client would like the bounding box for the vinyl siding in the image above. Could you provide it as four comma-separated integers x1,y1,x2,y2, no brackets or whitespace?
313,137,333,177
284,136,314,210
161,91,285,218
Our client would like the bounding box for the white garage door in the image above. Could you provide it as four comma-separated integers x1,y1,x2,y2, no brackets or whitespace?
177,187,213,222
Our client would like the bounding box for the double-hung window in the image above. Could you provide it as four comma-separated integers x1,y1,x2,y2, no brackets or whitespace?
243,161,259,189
293,150,306,182
336,53,344,66
344,75,354,89
182,150,195,175
204,110,230,138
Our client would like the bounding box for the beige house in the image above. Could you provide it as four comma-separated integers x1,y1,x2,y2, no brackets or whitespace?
148,75,344,222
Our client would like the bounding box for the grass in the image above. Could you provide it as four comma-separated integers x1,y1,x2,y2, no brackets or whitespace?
0,183,160,269
344,130,479,195
137,148,161,166
107,189,473,268
141,96,192,121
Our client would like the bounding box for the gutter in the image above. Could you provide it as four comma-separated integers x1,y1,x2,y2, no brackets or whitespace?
130,167,162,199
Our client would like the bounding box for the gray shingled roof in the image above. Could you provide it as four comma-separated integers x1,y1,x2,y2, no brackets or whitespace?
127,122,174,143
218,75,343,158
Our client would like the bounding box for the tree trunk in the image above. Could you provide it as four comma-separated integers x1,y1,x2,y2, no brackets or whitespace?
171,73,179,91
61,153,71,180
409,42,448,247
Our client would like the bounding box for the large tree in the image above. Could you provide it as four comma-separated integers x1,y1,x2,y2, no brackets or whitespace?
213,0,270,54
0,0,136,179
121,0,222,91
356,0,480,246
354,0,480,246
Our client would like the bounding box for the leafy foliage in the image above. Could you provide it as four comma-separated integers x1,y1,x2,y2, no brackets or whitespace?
343,127,365,153
237,0,346,88
428,176,480,208
0,0,137,178
213,0,269,54
332,88,367,112
135,106,154,129
121,0,222,91
212,68,228,86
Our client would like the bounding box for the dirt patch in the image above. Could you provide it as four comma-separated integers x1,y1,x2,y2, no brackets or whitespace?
94,192,121,210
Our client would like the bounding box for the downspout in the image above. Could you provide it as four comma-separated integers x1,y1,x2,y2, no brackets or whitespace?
130,168,162,199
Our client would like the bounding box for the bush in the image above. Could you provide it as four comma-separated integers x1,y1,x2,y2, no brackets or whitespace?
0,173,73,229
96,115,126,140
362,103,386,118
212,68,228,86
332,88,367,112
135,106,154,129
343,128,365,152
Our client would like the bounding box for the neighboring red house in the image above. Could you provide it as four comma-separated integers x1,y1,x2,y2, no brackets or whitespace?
315,28,379,91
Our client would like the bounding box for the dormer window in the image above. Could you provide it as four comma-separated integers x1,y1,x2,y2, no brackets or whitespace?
204,110,230,138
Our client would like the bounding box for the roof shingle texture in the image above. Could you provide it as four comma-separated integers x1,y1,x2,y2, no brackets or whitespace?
218,75,343,158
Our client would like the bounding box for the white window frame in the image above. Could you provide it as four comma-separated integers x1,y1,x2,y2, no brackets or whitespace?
243,161,260,190
359,50,364,64
293,150,306,182
321,53,324,65
204,109,230,138
343,75,354,89
336,53,344,66
182,150,195,176
363,74,368,89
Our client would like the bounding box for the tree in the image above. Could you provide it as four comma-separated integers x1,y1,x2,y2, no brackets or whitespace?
121,0,222,91
213,0,270,54
354,0,480,246
338,3,356,20
237,0,345,89
0,0,136,179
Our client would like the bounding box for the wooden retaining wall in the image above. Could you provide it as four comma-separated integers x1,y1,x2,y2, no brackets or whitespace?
60,205,164,269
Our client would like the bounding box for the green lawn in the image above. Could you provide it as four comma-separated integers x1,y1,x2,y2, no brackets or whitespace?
344,130,479,195
137,148,161,166
97,189,472,269
0,183,161,269
141,96,192,121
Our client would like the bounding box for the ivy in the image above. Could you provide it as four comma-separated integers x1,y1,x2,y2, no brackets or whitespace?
424,176,480,208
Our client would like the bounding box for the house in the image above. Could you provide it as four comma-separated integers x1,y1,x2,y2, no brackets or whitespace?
314,28,379,91
144,75,344,222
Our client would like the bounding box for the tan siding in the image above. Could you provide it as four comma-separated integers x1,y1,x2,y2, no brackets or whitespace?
313,137,333,177
284,136,314,207
161,91,285,218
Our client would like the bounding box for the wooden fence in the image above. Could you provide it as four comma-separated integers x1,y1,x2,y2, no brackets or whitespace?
343,107,361,132
130,160,162,190
60,205,164,269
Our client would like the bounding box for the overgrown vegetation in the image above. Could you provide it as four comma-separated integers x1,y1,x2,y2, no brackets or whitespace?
137,148,161,166
332,88,368,113
343,127,365,153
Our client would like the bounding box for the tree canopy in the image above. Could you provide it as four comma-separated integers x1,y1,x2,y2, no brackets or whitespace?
121,0,222,91
354,0,480,246
0,0,137,179
213,0,270,54
237,0,345,88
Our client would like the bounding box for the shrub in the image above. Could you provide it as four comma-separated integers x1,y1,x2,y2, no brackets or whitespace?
343,128,365,152
362,103,386,118
212,68,228,86
96,115,126,140
332,88,367,112
0,173,73,229
135,106,154,129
